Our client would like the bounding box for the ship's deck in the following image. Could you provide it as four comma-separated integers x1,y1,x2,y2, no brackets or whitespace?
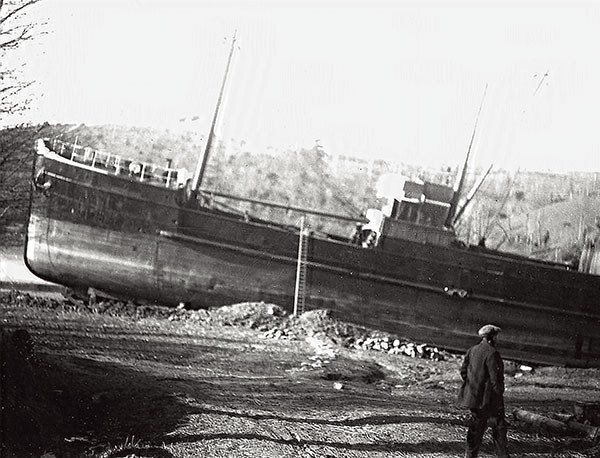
41,138,187,190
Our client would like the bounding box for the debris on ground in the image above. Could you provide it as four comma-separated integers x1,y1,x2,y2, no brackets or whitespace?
0,290,453,362
259,308,451,361
514,409,600,442
575,401,600,426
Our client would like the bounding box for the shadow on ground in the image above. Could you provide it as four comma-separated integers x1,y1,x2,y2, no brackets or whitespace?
2,302,599,458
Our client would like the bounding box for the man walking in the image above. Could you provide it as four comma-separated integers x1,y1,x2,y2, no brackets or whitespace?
457,324,510,458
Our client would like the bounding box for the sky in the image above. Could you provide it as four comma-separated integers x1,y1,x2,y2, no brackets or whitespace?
6,0,600,172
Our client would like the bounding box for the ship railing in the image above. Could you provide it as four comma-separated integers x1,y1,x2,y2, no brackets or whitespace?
48,138,187,189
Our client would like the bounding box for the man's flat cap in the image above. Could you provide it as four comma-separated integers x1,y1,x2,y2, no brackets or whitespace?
478,324,502,337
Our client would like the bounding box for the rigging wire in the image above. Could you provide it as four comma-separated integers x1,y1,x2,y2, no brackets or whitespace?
307,167,364,217
479,70,552,241
533,70,550,97
298,148,365,218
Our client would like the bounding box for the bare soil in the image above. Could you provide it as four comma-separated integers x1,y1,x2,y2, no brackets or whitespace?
1,291,599,458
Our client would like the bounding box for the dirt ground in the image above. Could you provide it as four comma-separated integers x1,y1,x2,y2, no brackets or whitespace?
1,290,599,458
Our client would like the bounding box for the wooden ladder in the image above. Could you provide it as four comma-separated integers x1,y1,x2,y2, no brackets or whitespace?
293,216,309,316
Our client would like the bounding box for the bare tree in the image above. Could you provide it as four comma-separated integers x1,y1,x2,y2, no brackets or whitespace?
0,0,43,117
0,1,45,243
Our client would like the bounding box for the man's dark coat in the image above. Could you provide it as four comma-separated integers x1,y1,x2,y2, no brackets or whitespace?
457,339,505,411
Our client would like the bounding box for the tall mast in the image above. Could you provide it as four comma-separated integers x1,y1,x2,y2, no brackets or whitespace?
190,31,238,194
445,84,487,228
452,162,493,225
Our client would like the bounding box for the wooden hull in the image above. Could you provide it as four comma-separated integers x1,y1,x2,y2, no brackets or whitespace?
25,150,600,367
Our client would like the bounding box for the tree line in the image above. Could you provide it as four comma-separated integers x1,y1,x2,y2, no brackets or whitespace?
2,122,599,263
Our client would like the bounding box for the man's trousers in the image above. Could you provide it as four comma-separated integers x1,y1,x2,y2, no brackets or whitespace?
465,407,509,458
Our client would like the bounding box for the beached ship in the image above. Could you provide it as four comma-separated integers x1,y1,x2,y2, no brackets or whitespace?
24,40,600,368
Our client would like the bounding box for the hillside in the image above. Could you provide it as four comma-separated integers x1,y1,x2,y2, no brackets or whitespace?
2,124,387,237
452,168,600,263
1,123,599,259
498,194,600,264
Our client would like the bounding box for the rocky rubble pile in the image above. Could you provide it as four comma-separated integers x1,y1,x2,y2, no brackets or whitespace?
260,309,448,361
1,290,451,361
351,337,444,360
